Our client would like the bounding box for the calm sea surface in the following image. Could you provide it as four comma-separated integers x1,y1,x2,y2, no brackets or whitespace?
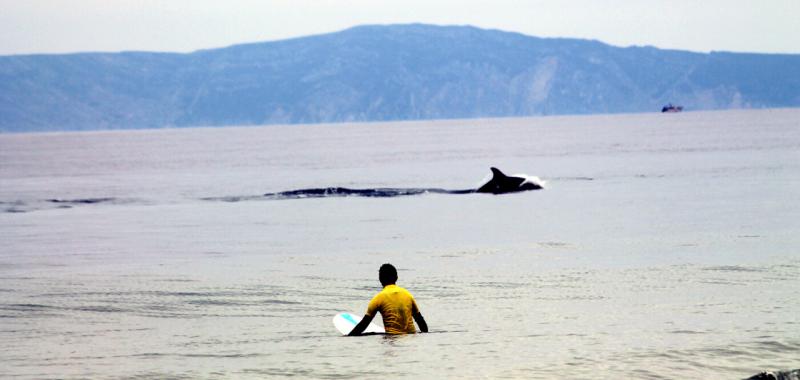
1,109,799,379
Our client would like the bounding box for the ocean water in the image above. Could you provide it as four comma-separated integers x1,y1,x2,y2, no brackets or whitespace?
1,109,799,379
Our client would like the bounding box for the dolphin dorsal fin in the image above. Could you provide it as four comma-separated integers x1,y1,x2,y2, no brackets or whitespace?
490,167,506,179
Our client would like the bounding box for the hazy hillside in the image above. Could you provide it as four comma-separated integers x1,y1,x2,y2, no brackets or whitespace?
1,24,799,131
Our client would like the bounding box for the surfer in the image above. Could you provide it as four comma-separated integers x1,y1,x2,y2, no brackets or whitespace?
348,263,428,335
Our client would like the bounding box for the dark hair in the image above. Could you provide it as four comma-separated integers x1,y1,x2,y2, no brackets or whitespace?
379,263,397,286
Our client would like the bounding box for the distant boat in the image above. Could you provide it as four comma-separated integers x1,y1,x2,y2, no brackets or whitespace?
661,103,683,113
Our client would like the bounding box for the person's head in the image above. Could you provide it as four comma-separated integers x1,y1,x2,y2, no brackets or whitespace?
379,263,398,286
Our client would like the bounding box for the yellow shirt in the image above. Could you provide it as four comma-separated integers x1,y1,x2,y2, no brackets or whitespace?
365,284,420,335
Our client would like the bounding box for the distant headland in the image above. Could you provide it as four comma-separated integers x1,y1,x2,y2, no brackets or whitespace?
1,24,799,132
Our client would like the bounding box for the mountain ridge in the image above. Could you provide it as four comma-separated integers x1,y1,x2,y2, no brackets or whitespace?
2,23,799,132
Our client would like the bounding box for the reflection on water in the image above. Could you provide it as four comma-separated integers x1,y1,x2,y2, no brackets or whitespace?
1,109,799,378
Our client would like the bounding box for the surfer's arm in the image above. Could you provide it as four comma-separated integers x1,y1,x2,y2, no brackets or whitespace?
348,314,375,336
413,312,428,333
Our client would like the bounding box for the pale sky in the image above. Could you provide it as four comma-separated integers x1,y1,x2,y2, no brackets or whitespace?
1,0,798,56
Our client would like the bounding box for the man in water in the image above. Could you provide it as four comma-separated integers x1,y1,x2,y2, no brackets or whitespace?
348,263,428,335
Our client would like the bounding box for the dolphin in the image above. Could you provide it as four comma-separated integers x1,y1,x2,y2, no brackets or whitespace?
200,167,545,201
744,369,800,380
475,167,544,194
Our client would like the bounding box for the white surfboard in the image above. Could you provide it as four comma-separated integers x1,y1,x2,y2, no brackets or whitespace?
333,312,384,335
